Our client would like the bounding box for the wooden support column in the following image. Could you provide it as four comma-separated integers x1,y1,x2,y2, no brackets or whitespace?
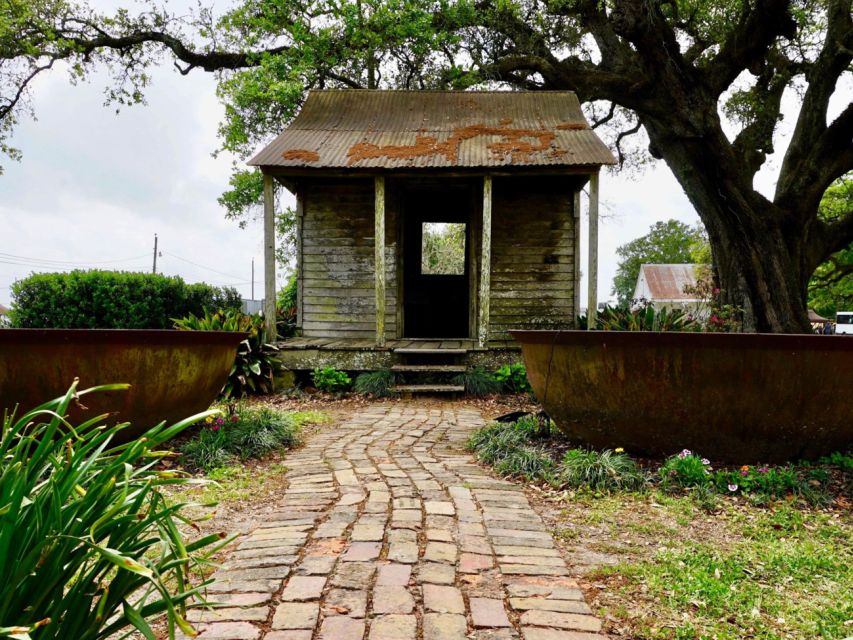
573,189,582,323
478,175,493,347
374,176,386,347
295,189,304,332
587,172,600,329
263,173,277,341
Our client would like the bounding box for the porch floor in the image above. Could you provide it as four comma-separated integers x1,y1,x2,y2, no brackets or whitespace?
277,337,520,352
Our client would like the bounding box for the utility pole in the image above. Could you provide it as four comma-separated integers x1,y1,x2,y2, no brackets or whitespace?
251,258,255,300
152,234,158,274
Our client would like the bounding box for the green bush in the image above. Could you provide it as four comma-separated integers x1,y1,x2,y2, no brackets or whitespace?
0,381,227,639
493,362,532,394
174,309,279,398
659,449,713,489
276,274,298,338
453,367,501,396
354,369,397,397
10,270,240,329
559,448,648,492
311,367,352,392
596,302,699,332
182,405,301,471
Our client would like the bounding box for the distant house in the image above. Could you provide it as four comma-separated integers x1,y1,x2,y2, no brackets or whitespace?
633,264,706,314
0,304,9,326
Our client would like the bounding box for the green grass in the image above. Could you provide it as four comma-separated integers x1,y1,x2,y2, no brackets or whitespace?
560,494,852,640
180,463,290,506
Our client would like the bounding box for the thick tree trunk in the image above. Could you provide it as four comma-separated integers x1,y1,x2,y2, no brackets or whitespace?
643,119,812,333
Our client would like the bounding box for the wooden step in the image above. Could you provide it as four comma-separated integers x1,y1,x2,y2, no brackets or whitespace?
393,348,468,355
393,384,465,394
391,364,467,373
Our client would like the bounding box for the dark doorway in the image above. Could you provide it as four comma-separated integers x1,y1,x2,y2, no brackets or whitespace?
402,188,473,338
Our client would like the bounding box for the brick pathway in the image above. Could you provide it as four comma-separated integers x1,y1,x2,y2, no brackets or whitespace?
186,405,605,640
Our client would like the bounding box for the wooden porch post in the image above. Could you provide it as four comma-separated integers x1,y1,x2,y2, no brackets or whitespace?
478,175,493,347
263,173,277,341
573,189,582,323
374,175,386,347
587,171,600,329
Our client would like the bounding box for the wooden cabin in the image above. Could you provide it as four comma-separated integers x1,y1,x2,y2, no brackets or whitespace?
250,90,615,377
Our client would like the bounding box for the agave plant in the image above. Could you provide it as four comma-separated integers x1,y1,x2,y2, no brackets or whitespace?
596,302,699,332
174,309,280,398
0,381,229,640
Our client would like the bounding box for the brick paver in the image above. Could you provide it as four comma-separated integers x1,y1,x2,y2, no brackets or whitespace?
185,405,605,639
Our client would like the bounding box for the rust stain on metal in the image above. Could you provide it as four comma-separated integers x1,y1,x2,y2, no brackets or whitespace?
499,117,513,125
282,149,320,162
556,122,588,130
347,124,559,165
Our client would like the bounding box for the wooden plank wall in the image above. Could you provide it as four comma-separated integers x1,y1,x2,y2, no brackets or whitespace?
301,178,397,339
489,177,576,340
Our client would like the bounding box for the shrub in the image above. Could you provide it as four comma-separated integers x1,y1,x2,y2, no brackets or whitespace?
453,367,501,396
0,382,226,639
276,274,298,338
596,302,699,332
181,405,301,471
493,362,532,394
174,309,279,398
354,369,397,397
659,449,713,489
311,367,351,392
558,448,648,492
467,419,553,482
10,270,240,329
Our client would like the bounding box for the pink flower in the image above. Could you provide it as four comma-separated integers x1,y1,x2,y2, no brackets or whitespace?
712,287,721,295
211,425,220,432
678,449,692,458
727,484,738,492
216,417,225,426
740,469,749,477
231,415,239,423
758,466,769,474
701,458,710,465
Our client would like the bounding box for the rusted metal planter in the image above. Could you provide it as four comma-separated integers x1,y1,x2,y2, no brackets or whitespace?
0,329,244,441
511,330,853,462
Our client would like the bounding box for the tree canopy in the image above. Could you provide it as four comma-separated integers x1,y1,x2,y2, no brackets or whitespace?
612,220,709,306
1,0,851,332
808,178,853,317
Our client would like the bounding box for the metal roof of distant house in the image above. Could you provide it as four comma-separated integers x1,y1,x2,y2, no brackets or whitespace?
249,90,616,171
638,264,704,301
0,304,9,316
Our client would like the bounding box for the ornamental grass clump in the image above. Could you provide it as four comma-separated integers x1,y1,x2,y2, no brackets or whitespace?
558,448,648,492
0,381,227,640
467,418,554,483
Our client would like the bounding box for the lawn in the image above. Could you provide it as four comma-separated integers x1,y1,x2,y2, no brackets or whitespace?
551,492,851,640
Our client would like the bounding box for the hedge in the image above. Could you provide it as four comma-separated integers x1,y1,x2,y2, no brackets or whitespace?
9,270,242,329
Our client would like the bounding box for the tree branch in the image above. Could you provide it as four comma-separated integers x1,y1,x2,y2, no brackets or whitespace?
776,0,853,209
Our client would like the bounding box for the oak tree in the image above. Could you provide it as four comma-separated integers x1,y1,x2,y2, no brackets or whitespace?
1,0,851,331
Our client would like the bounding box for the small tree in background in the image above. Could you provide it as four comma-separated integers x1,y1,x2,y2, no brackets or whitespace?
612,220,710,306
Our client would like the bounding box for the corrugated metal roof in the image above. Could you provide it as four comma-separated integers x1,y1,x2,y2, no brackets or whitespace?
249,90,616,170
639,264,704,301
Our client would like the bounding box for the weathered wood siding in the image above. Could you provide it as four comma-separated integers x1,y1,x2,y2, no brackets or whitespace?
489,177,576,340
301,178,397,339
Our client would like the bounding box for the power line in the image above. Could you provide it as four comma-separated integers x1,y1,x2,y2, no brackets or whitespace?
0,251,150,267
162,251,247,281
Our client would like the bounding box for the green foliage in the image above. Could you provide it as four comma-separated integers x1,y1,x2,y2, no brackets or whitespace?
690,484,719,513
174,309,279,398
612,220,710,306
467,418,554,483
421,222,466,275
559,448,647,492
453,367,501,396
276,273,298,338
659,450,713,489
311,367,352,392
596,303,699,332
0,381,227,640
354,369,397,397
181,405,301,472
808,178,853,317
817,451,853,471
493,362,531,394
9,270,240,329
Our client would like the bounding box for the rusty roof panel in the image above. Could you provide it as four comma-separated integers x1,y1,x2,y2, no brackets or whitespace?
249,90,616,170
639,264,704,301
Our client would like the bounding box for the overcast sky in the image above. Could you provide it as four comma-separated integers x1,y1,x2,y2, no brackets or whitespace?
2,2,833,311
